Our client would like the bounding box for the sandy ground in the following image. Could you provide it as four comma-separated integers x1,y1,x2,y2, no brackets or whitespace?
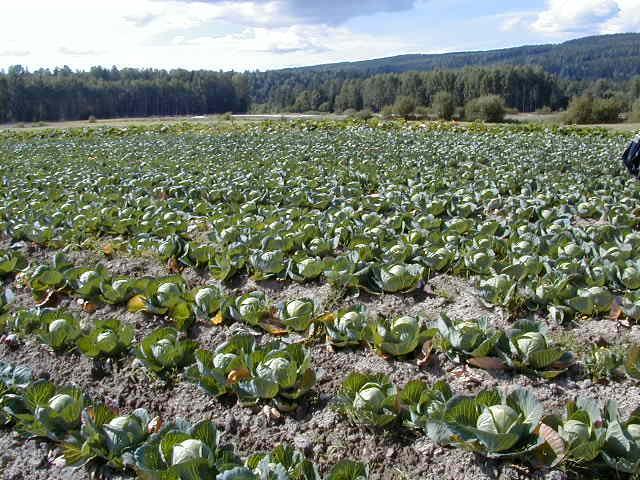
1,242,638,480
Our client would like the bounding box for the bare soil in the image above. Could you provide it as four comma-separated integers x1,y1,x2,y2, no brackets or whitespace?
1,244,638,480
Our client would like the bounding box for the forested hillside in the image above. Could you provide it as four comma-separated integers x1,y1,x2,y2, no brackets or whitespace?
1,34,639,122
287,33,640,81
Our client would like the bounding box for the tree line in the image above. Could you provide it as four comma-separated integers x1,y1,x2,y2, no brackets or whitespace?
0,66,249,123
0,63,638,123
247,65,568,114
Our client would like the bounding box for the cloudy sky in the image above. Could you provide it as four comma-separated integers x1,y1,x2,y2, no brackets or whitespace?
1,0,639,72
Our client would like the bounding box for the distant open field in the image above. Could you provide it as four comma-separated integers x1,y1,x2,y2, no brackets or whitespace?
0,120,639,480
2,112,639,133
0,114,346,132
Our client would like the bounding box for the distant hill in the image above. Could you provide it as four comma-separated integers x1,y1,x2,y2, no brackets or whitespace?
283,33,640,81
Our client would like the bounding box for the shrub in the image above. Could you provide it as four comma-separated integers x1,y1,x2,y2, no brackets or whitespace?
87,115,96,123
318,101,332,113
563,95,593,124
464,95,506,123
591,97,625,123
354,108,373,121
629,99,640,123
431,91,455,120
380,105,394,119
564,95,625,124
393,96,416,118
414,105,430,119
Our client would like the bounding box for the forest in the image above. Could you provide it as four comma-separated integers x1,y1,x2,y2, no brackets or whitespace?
247,65,569,113
0,66,250,123
287,33,640,80
1,33,640,122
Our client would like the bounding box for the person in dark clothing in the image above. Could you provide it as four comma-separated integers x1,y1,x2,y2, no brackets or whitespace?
623,133,640,178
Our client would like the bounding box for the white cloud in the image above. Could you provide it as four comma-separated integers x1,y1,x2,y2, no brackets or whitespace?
0,0,415,71
529,0,640,35
600,0,640,32
188,24,411,57
0,50,30,57
500,12,537,32
169,0,418,25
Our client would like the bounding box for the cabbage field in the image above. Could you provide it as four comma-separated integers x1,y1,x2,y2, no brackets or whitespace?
0,121,639,480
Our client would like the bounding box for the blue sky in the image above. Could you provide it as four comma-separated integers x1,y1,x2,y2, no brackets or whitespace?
1,0,638,71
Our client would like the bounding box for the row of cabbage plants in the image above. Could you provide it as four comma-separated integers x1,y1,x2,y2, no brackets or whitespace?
4,268,640,389
3,306,639,477
1,124,639,322
1,307,317,412
0,360,367,480
334,372,640,476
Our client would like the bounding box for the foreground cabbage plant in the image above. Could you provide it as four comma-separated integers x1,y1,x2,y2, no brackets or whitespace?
0,362,32,426
215,447,369,480
335,372,399,426
222,291,272,329
134,419,240,480
541,397,640,475
433,315,574,378
0,249,26,277
365,263,425,293
276,298,318,332
185,334,315,411
399,379,453,431
134,327,198,374
76,318,134,358
133,280,195,331
244,443,319,479
26,253,75,303
425,387,545,459
6,308,82,352
4,308,82,352
433,314,506,366
368,315,430,357
324,305,370,347
505,320,575,378
193,285,225,321
3,381,87,441
35,310,82,352
63,406,160,471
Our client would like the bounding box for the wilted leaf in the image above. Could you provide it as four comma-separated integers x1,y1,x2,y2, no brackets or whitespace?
82,302,97,313
166,256,181,273
211,311,224,326
468,356,507,370
259,319,288,335
317,312,336,324
228,367,251,384
417,340,433,368
127,294,147,313
538,423,566,466
147,416,163,434
35,289,58,307
610,297,623,321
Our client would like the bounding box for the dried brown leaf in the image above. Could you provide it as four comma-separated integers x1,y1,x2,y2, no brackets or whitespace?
467,356,507,370
227,367,251,384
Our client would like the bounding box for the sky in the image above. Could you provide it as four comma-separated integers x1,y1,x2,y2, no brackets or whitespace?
1,0,639,72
